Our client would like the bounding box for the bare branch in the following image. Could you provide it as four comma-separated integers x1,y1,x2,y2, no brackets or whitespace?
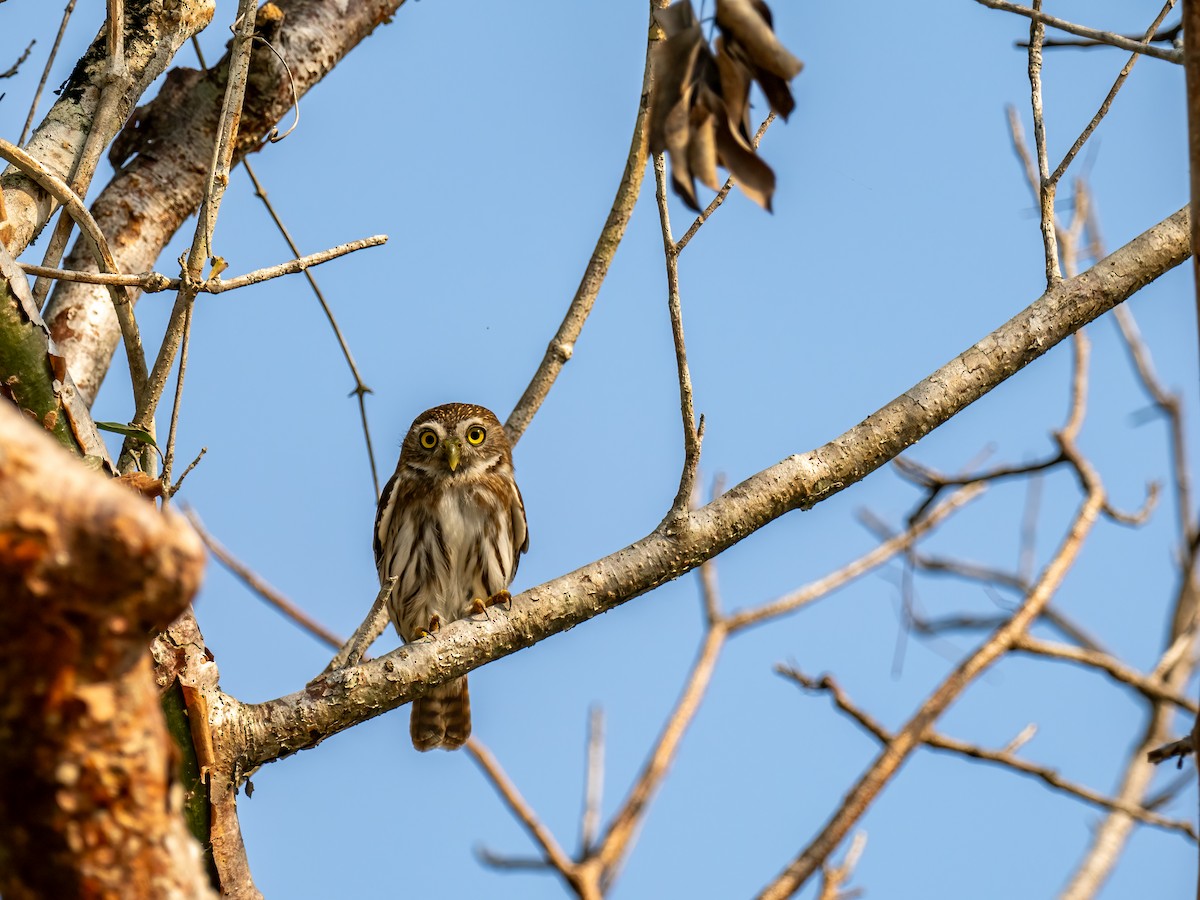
1012,634,1198,713
652,153,703,520
505,0,668,444
465,740,579,884
780,669,1196,840
975,1,1181,63
580,706,605,856
185,510,347,652
758,458,1105,897
18,0,76,146
727,485,984,633
218,206,1190,770
1049,1,1177,186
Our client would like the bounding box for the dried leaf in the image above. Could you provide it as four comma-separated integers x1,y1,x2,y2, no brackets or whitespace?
713,37,754,144
116,472,164,499
649,0,801,212
649,3,706,158
687,106,721,193
716,0,803,86
714,119,775,211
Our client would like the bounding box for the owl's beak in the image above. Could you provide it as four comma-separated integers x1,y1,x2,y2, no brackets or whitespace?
443,438,462,472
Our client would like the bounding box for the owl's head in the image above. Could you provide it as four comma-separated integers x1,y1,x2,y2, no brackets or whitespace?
400,402,513,477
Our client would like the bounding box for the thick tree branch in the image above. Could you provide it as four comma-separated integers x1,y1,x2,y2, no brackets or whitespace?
0,401,209,898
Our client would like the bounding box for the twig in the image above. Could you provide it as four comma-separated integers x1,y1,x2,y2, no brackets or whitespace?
240,163,381,498
185,510,346,652
320,578,393,675
18,235,388,294
758,459,1105,898
1115,306,1195,550
1,41,35,80
726,485,985,633
674,114,774,254
580,706,605,855
170,446,207,495
123,0,261,475
1012,634,1199,713
504,0,668,445
19,0,76,146
1148,736,1194,765
817,832,867,900
592,618,727,889
652,153,703,520
465,739,579,882
779,669,1197,840
31,0,132,307
0,137,148,403
1049,1,1178,186
1026,0,1062,287
975,0,1182,63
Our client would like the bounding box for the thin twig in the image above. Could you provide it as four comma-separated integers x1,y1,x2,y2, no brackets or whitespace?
320,578,393,675
1049,1,1178,186
121,0,260,474
18,235,387,294
593,622,728,886
652,153,703,520
780,669,1197,840
170,446,207,495
31,0,131,307
758,462,1105,898
185,510,346,651
1027,0,1062,286
465,739,579,880
975,0,1182,63
1,41,35,80
19,0,76,146
726,485,985,633
504,0,669,445
239,163,381,498
674,114,774,254
0,137,148,402
580,706,605,856
1012,634,1198,713
161,301,193,500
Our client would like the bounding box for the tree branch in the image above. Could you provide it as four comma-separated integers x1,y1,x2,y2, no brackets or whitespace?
216,204,1189,771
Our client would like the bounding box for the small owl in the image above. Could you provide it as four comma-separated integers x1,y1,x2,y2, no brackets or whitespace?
374,403,528,751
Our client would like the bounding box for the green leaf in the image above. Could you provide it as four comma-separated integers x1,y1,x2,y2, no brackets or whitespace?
96,421,159,448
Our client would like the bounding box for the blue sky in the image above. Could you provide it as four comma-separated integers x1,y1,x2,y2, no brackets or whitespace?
2,1,1194,897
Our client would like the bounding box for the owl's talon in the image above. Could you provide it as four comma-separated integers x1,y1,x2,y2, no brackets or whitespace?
417,613,442,640
486,590,512,610
469,597,491,620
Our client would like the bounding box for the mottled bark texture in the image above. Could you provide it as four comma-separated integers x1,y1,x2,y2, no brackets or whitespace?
0,0,216,256
0,401,211,899
45,0,407,405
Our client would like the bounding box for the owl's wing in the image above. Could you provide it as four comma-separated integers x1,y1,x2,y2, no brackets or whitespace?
510,482,529,575
373,470,402,574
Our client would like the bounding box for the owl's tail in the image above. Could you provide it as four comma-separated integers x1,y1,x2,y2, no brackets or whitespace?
410,676,471,751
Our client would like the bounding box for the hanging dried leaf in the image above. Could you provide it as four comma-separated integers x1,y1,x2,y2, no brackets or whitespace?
715,0,804,87
649,0,802,212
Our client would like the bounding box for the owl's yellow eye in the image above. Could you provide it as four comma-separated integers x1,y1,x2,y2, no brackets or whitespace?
418,429,438,450
466,425,486,446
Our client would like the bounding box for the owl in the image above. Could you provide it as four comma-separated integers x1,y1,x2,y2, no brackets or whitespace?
374,402,529,751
